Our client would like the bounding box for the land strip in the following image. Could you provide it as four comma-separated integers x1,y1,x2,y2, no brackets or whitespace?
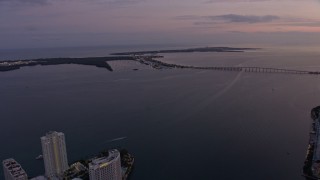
110,47,259,55
0,56,135,72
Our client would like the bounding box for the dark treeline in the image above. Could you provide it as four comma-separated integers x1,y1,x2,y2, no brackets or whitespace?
0,56,135,72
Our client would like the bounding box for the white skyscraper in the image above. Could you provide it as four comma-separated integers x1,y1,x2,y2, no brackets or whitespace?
89,149,122,180
2,158,28,180
41,131,69,179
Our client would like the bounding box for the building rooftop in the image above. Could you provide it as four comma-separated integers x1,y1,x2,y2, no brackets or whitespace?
89,149,120,168
3,158,28,179
29,176,48,180
41,131,65,140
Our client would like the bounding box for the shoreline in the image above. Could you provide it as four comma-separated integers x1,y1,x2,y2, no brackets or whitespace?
303,106,320,179
0,46,258,72
0,56,135,72
110,47,259,55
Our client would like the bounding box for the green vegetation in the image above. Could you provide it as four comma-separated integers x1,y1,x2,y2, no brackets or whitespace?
0,56,135,72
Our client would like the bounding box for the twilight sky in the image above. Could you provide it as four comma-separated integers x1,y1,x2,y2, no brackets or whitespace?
1,0,320,49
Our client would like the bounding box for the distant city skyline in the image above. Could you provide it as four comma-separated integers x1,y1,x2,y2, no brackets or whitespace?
1,0,320,48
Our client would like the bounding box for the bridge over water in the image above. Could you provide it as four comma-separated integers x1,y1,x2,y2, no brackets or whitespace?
192,66,320,75
137,56,320,75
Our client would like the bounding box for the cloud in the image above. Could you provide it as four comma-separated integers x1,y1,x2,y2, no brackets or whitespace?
0,0,146,6
274,17,320,28
209,14,280,23
175,15,202,20
104,0,145,5
205,0,274,3
284,22,320,27
177,14,320,33
204,0,304,4
176,14,280,25
0,0,50,5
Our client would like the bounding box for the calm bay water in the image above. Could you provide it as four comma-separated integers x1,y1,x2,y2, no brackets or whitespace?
1,46,320,179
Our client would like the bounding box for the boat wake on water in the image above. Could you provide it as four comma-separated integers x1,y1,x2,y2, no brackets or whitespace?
103,137,127,144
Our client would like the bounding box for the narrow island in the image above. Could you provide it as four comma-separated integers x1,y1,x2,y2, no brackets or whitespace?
0,56,135,72
110,46,259,55
2,47,319,75
0,47,257,72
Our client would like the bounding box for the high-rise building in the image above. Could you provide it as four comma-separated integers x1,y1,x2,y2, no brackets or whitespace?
41,131,69,179
89,149,122,180
2,158,28,180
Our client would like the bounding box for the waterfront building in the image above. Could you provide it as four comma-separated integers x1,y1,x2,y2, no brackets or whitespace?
41,131,69,179
89,149,122,180
64,162,88,179
2,158,28,180
311,107,320,178
29,176,48,180
313,118,320,177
